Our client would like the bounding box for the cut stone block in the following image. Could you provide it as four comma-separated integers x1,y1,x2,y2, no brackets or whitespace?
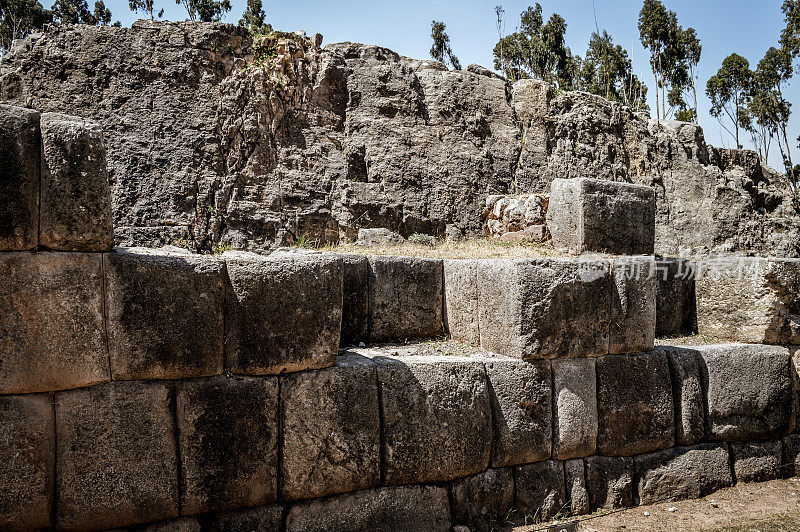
477,258,611,358
0,395,54,530
206,505,284,532
282,353,379,500
485,358,551,467
634,443,733,504
696,257,800,344
610,256,656,354
782,434,800,478
450,468,514,529
105,247,225,380
376,356,491,484
655,257,697,337
596,352,675,456
585,456,634,511
340,254,369,345
553,358,597,459
368,256,443,341
285,485,450,532
444,259,479,344
175,376,279,515
698,344,792,441
0,252,108,394
565,459,589,516
39,112,113,251
661,346,705,445
144,517,202,532
730,440,782,483
55,381,178,530
225,251,342,374
546,177,656,255
0,103,39,250
514,460,565,521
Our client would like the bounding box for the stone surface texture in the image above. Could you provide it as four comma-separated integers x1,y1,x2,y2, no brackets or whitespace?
451,468,514,529
662,346,706,445
552,358,597,459
655,257,697,337
484,194,549,240
340,253,369,345
0,103,39,250
565,459,590,515
730,440,782,483
514,461,565,521
610,256,656,354
585,456,634,511
206,505,284,531
443,259,480,345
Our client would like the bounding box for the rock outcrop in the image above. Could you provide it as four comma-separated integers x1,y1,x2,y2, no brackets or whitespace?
2,21,798,255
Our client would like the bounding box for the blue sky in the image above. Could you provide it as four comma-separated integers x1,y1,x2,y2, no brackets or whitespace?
47,1,795,169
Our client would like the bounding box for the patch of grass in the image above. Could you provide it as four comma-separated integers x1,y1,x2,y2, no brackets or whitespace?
655,333,728,346
292,234,321,249
212,242,231,255
693,514,800,531
325,237,569,260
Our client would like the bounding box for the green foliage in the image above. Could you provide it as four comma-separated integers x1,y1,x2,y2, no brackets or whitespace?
129,0,163,20
92,1,110,25
429,20,461,70
706,53,753,148
176,0,231,22
51,0,112,25
781,0,800,59
407,233,437,246
239,0,270,33
0,0,52,52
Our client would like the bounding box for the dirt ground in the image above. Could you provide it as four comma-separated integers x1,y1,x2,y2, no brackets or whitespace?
512,479,800,532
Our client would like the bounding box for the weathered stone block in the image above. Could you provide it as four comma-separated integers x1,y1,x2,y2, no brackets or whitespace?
450,468,514,529
698,344,793,441
376,356,491,484
597,352,675,456
285,485,450,532
225,251,342,374
0,395,53,530
175,376,279,515
610,257,656,354
0,103,39,250
39,112,113,251
565,459,589,516
55,381,178,530
655,257,697,337
340,254,369,345
730,440,782,483
553,358,597,459
515,461,565,521
444,259,479,344
546,177,656,255
634,443,733,504
105,248,225,380
782,434,800,478
477,258,611,358
0,252,108,394
368,256,443,341
585,456,634,511
206,505,284,532
485,358,551,466
662,346,705,445
144,517,202,532
282,353,379,500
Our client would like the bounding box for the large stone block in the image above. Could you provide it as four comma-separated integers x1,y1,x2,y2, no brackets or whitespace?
39,112,113,251
0,252,108,394
175,376,279,515
477,258,611,358
444,259,480,344
596,352,675,456
450,468,514,530
565,459,589,516
662,346,705,445
206,505,284,531
514,461,565,521
485,358,551,466
285,485,450,532
546,177,656,255
0,103,39,250
0,395,54,530
55,381,178,530
782,434,800,478
696,257,800,344
634,443,733,504
585,456,634,511
340,254,369,345
731,440,782,483
610,257,656,354
655,257,697,337
143,517,201,532
376,356,491,484
368,256,443,341
105,248,225,380
282,353,379,500
225,251,342,374
698,344,793,441
553,358,597,459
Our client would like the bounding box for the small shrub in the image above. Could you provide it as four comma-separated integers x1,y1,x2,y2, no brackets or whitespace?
408,233,437,246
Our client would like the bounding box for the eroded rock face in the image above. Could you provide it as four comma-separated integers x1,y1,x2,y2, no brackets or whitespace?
2,23,797,256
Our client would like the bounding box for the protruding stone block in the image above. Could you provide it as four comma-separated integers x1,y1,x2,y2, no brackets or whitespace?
0,252,108,394
206,505,284,531
634,444,733,504
553,358,597,459
585,456,634,511
662,346,705,445
0,103,39,250
546,177,656,255
565,459,589,516
477,258,611,358
444,259,479,344
597,352,674,456
655,257,697,337
55,381,178,530
175,376,279,515
485,358,551,466
368,256,443,341
105,248,225,380
340,254,369,345
698,344,792,441
225,252,342,374
514,460,565,521
730,440,782,483
450,468,514,529
0,395,54,530
376,356,491,484
282,354,379,500
39,112,113,251
610,257,656,354
285,485,450,532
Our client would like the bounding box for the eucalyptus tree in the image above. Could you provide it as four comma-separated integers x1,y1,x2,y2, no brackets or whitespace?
430,20,461,70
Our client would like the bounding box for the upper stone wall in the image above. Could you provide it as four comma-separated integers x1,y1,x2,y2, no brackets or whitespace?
2,21,798,256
